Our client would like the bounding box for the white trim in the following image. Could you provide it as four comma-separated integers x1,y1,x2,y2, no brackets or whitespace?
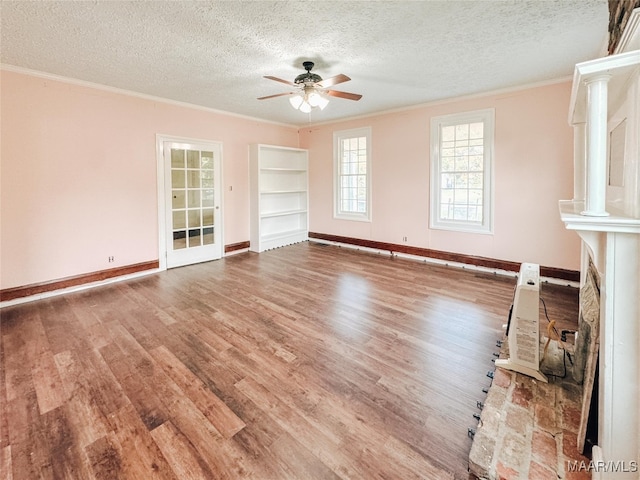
1,64,297,128
156,134,225,270
0,268,161,308
333,126,372,222
157,135,169,271
429,108,495,234
224,247,249,257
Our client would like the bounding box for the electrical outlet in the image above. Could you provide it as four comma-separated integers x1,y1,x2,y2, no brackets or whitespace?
402,236,408,242
108,256,114,263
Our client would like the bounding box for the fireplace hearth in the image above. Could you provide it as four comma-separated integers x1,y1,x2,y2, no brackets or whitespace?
468,310,589,479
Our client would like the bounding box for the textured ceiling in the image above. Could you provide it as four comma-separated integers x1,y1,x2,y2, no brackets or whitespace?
1,0,609,126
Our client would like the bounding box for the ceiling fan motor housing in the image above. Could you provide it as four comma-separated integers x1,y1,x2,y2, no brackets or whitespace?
295,61,322,84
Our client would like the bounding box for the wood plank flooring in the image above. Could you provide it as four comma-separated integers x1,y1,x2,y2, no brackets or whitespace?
0,242,579,480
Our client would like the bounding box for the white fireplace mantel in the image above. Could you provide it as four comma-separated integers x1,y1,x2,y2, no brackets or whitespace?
560,200,640,234
559,200,640,273
560,8,640,479
569,50,640,126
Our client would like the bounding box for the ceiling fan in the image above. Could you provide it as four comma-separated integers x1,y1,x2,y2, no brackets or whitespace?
258,61,362,113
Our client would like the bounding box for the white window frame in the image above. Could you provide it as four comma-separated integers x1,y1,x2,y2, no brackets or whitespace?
333,127,372,222
430,108,494,234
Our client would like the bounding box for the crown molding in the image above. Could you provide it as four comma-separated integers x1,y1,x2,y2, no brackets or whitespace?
0,64,298,129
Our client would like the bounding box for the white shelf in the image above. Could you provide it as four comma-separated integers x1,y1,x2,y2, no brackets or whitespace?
260,208,307,219
260,167,306,172
261,228,308,242
250,144,309,253
260,189,306,194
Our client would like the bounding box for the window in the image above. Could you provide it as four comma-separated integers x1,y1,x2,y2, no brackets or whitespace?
334,127,371,221
430,109,494,233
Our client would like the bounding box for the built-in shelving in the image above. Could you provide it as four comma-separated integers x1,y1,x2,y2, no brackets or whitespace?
249,144,309,252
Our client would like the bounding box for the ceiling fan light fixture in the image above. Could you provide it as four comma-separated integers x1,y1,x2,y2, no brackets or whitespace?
289,89,325,113
299,101,312,113
307,91,322,107
316,95,329,110
289,94,303,109
289,89,329,113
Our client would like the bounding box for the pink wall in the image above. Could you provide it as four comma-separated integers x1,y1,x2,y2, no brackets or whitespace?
299,82,580,271
0,70,298,290
1,70,579,291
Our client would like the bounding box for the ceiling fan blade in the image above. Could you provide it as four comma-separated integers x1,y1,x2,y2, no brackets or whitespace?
257,92,295,100
264,75,296,86
316,74,351,88
325,90,362,101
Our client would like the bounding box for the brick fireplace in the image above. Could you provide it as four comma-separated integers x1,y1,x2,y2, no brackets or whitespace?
559,6,640,478
469,7,640,479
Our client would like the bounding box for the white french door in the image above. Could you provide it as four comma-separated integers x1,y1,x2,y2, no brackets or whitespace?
163,140,222,268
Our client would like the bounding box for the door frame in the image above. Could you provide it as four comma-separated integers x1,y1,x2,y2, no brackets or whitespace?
156,134,224,271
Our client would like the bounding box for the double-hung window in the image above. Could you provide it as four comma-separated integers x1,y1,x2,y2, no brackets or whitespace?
334,127,371,221
430,109,494,233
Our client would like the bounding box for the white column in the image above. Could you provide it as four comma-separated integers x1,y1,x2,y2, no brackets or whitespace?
582,75,611,217
598,232,640,478
573,122,586,202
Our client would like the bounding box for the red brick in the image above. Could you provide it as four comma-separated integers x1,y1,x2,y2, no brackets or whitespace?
496,461,519,480
531,430,557,467
534,404,557,432
511,381,534,408
533,381,556,404
494,367,513,388
506,405,532,434
565,470,592,480
562,404,582,432
529,460,557,480
562,430,590,464
499,432,528,472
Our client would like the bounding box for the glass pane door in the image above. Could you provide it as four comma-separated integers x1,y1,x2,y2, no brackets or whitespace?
165,142,222,268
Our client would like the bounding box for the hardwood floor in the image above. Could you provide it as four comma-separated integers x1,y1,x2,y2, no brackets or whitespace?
0,242,579,480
